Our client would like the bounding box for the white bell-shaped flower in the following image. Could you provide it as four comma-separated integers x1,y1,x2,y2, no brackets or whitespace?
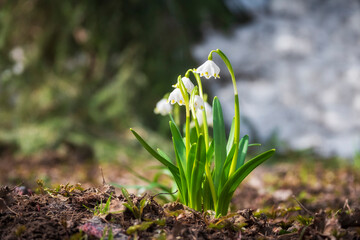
172,77,194,94
196,101,213,126
168,88,185,106
154,99,172,116
181,77,194,94
193,95,204,111
195,60,220,79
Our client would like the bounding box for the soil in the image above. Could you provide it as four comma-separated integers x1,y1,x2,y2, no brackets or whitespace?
1,145,360,239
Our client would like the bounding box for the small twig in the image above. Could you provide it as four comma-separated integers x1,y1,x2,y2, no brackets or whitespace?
292,195,314,216
343,199,351,213
151,190,178,200
100,168,106,185
0,197,18,215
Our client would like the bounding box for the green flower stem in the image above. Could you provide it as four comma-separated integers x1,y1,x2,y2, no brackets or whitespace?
185,69,210,150
190,94,201,136
205,163,217,210
209,49,240,177
174,104,180,126
178,76,191,158
185,69,217,208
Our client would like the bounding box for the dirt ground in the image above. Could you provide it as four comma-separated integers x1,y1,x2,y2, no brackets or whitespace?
1,144,360,239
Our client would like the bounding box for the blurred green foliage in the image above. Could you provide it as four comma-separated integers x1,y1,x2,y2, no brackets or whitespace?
0,0,236,160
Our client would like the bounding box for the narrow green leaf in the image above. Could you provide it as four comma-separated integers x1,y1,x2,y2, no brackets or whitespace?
186,143,197,193
216,149,276,216
121,187,135,209
191,134,206,211
130,129,179,175
237,135,249,169
206,140,214,163
130,129,181,192
202,178,213,211
174,140,188,205
123,202,134,214
169,121,186,170
190,121,199,144
213,97,227,193
157,148,174,164
226,117,235,154
222,144,237,182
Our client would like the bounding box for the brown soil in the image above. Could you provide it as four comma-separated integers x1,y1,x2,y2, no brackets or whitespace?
1,181,360,240
1,146,360,239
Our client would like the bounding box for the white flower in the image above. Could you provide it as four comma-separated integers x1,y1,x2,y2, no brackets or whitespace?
154,99,172,116
181,77,194,94
168,88,185,106
193,95,204,111
172,77,194,94
195,60,220,79
9,47,25,63
196,101,213,126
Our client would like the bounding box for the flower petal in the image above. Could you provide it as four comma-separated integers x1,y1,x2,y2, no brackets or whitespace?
195,60,220,80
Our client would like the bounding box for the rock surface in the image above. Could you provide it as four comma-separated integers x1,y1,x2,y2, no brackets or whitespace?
194,0,360,158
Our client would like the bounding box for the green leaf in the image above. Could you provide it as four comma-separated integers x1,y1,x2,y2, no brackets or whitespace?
121,187,134,208
216,149,275,216
130,128,181,191
191,134,206,211
226,117,235,155
222,144,237,182
174,144,188,205
190,126,198,145
186,143,197,192
169,121,186,171
123,202,134,214
237,135,249,169
213,97,227,192
139,198,147,218
206,140,214,163
202,178,213,211
157,148,174,164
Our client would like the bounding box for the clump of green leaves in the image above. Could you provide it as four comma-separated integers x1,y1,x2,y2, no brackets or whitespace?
121,187,148,220
131,49,275,217
84,194,112,216
36,180,84,197
297,215,313,226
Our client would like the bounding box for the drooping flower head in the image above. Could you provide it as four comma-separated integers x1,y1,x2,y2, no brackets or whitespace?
195,60,220,79
196,101,213,127
173,77,194,94
168,88,185,106
154,98,172,116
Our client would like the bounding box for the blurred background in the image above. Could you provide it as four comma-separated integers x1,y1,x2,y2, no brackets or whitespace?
0,0,359,188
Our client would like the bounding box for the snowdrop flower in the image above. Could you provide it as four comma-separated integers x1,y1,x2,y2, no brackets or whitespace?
195,60,220,79
168,88,185,106
193,95,204,111
181,77,194,94
10,47,25,63
196,101,213,127
173,77,194,94
154,99,172,116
